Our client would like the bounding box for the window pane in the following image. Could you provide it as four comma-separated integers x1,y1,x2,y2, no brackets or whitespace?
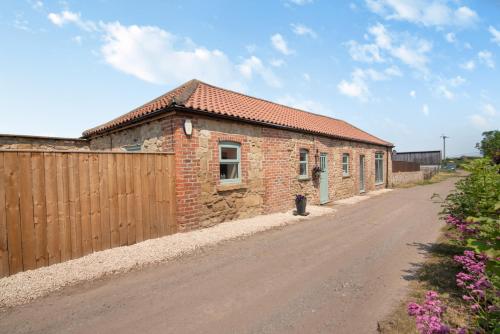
300,162,307,176
220,162,239,180
300,150,307,162
221,147,238,160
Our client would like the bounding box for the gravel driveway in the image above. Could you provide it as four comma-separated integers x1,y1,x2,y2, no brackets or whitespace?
0,178,456,334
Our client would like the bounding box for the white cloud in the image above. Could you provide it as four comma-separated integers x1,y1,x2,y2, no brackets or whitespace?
48,10,97,31
275,95,330,115
449,75,465,87
337,66,401,101
337,79,369,100
48,11,285,89
469,114,488,128
489,26,500,46
245,44,257,53
72,35,82,45
302,73,311,81
445,32,456,43
270,59,285,67
478,50,495,68
291,23,317,38
361,23,431,72
31,0,43,10
368,23,392,49
346,40,384,63
365,0,478,28
483,103,497,116
238,56,281,87
460,60,475,71
410,90,416,98
437,85,454,100
422,104,429,116
271,33,294,55
287,0,313,5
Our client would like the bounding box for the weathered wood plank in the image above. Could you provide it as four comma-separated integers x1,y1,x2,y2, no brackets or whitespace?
125,154,136,245
4,152,23,273
140,154,151,241
155,155,165,237
132,155,143,243
44,153,60,265
79,154,92,256
89,154,101,252
31,153,48,268
68,153,82,259
108,154,120,248
166,155,177,234
98,154,111,250
0,153,9,277
19,153,36,270
116,154,128,246
147,154,158,238
56,153,72,262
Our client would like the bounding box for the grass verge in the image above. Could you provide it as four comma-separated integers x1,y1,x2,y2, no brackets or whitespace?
377,235,469,333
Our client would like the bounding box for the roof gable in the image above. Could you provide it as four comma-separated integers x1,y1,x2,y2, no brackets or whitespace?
83,79,392,147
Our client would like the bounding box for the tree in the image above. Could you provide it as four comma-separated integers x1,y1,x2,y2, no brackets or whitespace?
475,130,500,163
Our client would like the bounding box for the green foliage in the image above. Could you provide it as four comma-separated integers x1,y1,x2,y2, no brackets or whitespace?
441,157,500,331
475,130,500,159
442,158,500,220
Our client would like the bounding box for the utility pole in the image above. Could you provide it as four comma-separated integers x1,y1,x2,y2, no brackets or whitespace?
440,135,449,162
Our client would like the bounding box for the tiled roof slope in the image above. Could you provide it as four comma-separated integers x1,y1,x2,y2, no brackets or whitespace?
83,79,393,147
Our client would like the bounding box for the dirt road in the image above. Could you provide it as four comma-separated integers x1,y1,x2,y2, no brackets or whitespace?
0,178,456,334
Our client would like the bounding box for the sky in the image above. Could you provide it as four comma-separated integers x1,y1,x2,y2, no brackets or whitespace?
1,0,499,157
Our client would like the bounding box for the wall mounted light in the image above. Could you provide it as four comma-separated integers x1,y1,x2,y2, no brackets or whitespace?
184,119,193,136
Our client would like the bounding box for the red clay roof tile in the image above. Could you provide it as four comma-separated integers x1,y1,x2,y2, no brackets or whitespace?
83,79,392,147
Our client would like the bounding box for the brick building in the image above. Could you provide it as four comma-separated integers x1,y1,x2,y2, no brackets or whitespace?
81,79,393,231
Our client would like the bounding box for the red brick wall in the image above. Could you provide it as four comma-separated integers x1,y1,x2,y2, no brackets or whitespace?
171,113,391,231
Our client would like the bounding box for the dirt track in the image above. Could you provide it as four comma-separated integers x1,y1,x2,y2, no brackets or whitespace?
0,178,456,334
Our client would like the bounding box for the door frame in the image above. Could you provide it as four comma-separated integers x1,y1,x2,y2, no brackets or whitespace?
359,154,365,193
319,153,329,204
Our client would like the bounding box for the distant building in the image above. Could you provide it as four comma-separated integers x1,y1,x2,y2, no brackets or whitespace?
392,150,442,167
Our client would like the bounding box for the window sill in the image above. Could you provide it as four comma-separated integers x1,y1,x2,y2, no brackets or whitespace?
217,183,247,192
342,174,351,178
375,182,384,186
298,176,311,181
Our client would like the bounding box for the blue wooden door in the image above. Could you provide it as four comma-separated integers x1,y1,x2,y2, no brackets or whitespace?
359,155,365,193
320,153,329,204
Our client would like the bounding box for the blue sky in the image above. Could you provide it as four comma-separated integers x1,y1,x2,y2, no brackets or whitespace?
1,0,499,156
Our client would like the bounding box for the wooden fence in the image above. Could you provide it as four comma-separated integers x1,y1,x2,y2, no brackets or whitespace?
0,150,176,277
392,160,421,173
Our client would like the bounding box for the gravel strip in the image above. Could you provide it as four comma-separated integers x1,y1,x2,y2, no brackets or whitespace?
333,188,393,205
0,205,334,309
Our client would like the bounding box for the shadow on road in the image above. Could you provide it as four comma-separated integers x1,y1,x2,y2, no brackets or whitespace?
401,241,465,298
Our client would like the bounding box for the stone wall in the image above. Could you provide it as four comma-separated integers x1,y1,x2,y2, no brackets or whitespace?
390,171,424,186
89,117,175,152
0,134,89,151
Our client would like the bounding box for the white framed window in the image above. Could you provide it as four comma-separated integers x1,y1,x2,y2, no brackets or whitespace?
219,141,241,184
342,153,350,176
375,152,384,184
299,149,308,178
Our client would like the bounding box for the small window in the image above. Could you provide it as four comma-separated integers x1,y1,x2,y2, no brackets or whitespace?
375,152,384,184
342,153,350,176
299,149,308,178
123,144,141,152
219,142,241,184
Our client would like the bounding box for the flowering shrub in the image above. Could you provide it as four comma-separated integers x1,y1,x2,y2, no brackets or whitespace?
408,158,499,333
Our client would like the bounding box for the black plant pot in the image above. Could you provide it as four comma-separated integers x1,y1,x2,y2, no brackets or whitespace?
295,197,307,215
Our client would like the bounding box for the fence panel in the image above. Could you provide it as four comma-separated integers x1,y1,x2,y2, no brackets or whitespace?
0,150,176,277
392,160,421,172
